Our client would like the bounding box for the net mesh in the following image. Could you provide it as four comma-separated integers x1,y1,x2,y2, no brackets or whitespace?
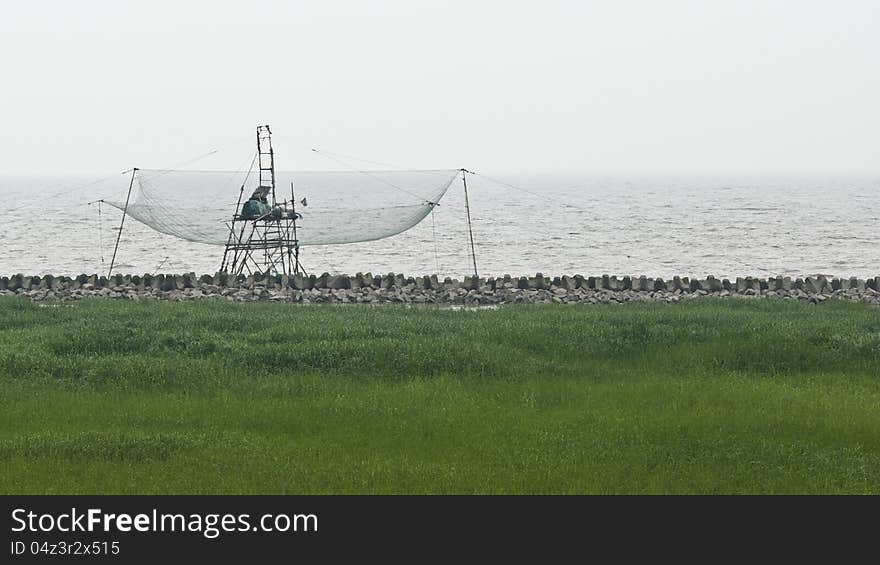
105,168,459,246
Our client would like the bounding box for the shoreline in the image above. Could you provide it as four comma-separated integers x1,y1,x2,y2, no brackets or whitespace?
2,272,879,305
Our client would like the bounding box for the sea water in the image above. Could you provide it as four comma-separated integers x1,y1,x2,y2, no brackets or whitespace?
0,173,877,278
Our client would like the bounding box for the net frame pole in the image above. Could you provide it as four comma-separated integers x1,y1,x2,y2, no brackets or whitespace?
108,167,137,278
461,168,479,278
291,181,305,275
220,185,246,272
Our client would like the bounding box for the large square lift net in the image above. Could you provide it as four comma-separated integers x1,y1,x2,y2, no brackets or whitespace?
105,168,460,246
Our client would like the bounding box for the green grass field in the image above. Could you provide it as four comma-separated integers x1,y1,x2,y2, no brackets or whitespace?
2,297,879,494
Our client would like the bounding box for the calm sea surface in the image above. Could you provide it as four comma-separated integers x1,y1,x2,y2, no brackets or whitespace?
1,173,877,278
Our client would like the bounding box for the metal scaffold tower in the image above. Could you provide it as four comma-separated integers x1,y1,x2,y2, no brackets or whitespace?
220,125,305,276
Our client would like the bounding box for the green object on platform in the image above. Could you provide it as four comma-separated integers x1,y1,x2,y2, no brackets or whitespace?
240,199,270,220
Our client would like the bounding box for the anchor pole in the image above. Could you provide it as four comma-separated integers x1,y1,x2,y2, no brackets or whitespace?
108,167,137,278
461,168,478,279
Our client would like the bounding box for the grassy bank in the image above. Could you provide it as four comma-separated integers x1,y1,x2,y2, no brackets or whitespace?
1,297,879,493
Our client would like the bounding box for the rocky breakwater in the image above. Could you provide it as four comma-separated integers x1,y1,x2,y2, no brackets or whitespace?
2,272,880,306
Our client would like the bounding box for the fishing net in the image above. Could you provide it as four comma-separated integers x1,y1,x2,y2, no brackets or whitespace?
105,168,459,246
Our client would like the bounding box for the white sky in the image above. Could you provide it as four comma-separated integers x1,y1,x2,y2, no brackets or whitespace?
1,0,878,174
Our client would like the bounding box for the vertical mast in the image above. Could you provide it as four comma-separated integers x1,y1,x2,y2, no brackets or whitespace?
291,181,301,274
256,125,276,206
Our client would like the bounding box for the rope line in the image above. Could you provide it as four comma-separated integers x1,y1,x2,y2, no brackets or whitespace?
431,206,440,274
4,170,133,216
92,200,105,268
305,148,410,171
310,148,443,204
475,173,590,212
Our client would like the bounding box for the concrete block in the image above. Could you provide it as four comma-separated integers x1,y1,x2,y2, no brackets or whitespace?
632,276,647,292
771,276,792,291
314,273,330,289
353,273,369,288
804,277,822,293
327,275,351,289
291,273,311,290
849,277,865,291
529,273,549,290
462,276,481,291
703,276,722,292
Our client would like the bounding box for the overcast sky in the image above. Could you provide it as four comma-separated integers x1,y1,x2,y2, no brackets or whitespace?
1,0,878,175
